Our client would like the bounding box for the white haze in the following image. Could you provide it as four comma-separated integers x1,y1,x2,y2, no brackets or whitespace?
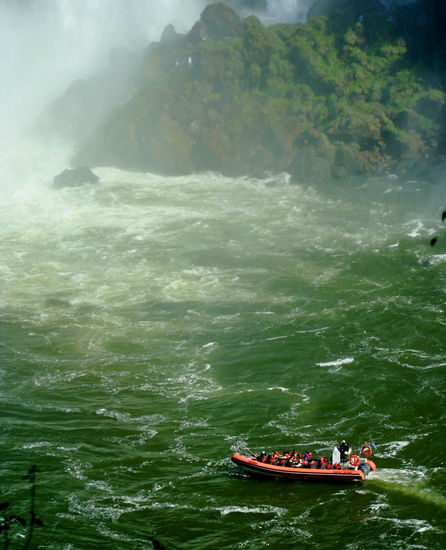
266,0,315,22
0,0,204,148
0,0,315,149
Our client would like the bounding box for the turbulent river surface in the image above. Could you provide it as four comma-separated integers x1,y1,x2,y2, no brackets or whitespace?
1,139,446,549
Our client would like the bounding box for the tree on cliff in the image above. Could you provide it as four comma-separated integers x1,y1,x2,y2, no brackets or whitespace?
63,1,446,181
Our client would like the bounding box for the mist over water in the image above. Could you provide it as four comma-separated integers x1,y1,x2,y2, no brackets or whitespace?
1,1,446,548
1,2,186,146
0,0,308,147
0,0,205,146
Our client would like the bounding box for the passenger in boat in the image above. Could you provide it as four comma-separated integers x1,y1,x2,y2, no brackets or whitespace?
317,457,327,469
285,451,296,466
279,451,291,465
257,451,267,463
303,451,315,467
289,452,301,467
290,452,302,467
338,440,351,461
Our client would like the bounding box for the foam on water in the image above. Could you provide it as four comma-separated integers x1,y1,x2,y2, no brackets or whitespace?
2,138,446,548
316,357,354,372
369,468,446,510
217,504,285,516
2,148,441,339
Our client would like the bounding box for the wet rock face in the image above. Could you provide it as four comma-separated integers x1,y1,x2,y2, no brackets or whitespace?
53,167,99,188
160,24,181,44
71,2,446,182
187,3,241,42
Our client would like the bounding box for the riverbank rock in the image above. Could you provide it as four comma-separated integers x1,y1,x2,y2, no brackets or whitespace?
53,167,99,188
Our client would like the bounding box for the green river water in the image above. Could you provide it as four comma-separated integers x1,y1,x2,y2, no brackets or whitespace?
1,140,445,548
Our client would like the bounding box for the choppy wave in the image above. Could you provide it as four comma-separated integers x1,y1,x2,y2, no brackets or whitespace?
1,139,446,548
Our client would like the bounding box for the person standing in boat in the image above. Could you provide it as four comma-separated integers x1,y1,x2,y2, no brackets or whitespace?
332,440,351,465
338,441,351,461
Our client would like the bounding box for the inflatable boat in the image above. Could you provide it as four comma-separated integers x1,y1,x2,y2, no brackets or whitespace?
231,442,376,483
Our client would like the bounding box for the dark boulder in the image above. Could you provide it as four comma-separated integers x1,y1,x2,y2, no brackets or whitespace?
53,166,99,188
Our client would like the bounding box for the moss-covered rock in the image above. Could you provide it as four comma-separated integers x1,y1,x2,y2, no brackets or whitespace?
188,3,241,42
71,1,446,182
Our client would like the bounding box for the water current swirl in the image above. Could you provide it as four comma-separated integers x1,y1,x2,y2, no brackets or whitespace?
1,140,445,548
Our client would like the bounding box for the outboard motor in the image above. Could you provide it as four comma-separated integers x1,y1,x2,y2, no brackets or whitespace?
359,461,370,475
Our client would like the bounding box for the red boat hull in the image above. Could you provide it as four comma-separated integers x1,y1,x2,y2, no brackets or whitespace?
231,453,376,482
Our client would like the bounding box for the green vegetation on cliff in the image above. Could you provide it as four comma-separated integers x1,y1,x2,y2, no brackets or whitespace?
74,2,446,181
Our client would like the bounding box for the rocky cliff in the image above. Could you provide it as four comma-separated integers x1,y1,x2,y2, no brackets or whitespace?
65,1,445,181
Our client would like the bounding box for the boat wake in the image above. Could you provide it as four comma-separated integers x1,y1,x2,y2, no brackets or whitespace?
368,468,446,511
